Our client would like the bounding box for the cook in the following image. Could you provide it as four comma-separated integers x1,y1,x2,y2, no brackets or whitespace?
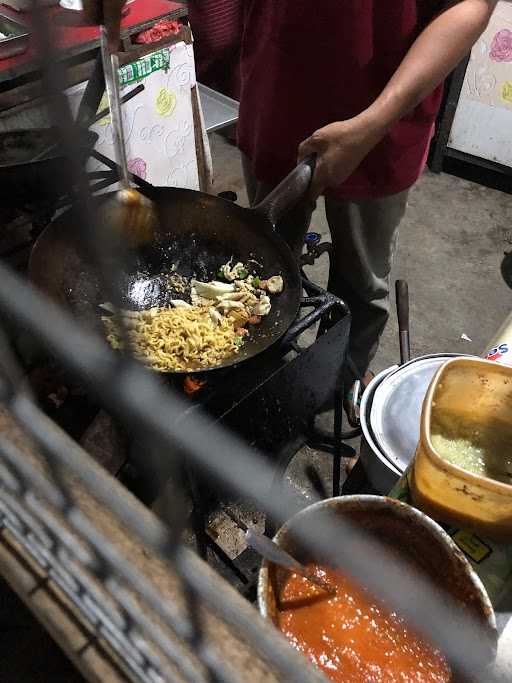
237,0,497,423
84,1,497,423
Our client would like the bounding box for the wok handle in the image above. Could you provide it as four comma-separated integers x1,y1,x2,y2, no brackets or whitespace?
395,279,411,365
253,155,316,227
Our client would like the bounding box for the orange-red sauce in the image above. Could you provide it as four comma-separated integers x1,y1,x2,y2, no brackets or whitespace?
278,565,451,683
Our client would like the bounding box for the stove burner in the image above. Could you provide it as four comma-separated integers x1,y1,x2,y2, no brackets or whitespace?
131,277,359,593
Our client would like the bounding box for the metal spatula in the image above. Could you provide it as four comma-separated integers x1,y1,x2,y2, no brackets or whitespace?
99,26,158,246
222,507,336,596
245,528,336,596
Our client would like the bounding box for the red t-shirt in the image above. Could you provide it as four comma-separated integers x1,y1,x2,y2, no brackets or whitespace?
188,0,243,98
237,1,445,199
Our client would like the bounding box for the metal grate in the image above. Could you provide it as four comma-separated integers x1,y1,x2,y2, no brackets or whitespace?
0,3,504,682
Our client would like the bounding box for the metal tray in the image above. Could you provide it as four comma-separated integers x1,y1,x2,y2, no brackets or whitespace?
198,83,239,133
0,13,30,60
370,353,465,472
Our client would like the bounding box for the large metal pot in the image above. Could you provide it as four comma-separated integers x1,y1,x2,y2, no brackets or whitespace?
359,365,400,493
359,354,468,493
258,495,497,677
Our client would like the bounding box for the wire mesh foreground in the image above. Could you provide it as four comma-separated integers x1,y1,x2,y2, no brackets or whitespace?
0,393,324,683
0,258,501,683
0,2,504,681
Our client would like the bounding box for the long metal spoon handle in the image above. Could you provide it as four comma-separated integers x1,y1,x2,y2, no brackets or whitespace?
245,528,303,574
100,26,130,189
245,528,336,595
395,279,411,365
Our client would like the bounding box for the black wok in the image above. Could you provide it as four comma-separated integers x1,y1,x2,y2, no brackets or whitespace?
29,157,315,373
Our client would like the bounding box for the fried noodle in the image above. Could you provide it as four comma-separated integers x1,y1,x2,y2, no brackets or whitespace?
102,306,241,372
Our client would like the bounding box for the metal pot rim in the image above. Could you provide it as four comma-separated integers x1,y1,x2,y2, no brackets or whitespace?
360,365,401,474
362,354,472,473
257,495,496,658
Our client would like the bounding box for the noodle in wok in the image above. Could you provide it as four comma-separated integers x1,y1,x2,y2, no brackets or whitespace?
101,262,284,372
103,306,242,372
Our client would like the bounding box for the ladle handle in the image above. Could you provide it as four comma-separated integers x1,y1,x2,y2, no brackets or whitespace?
245,529,336,595
245,528,304,574
100,26,130,189
396,279,411,365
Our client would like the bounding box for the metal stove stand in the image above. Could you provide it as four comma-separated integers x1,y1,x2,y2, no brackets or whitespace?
171,276,358,597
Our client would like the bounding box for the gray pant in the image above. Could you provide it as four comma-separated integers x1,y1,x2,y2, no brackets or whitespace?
243,156,409,380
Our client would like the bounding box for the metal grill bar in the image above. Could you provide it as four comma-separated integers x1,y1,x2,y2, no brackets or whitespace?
0,4,503,682
0,437,204,683
0,258,501,682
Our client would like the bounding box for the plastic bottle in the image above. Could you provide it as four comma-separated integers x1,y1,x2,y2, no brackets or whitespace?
482,313,512,366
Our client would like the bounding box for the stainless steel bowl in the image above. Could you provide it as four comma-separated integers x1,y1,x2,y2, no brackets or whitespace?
258,495,497,676
359,365,400,492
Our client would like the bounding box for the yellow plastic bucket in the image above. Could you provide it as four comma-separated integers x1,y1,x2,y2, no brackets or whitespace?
410,357,512,542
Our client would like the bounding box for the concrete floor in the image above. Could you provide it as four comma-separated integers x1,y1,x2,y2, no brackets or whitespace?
208,131,512,516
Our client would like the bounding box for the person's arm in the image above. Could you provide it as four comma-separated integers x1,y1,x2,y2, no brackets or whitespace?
299,0,498,197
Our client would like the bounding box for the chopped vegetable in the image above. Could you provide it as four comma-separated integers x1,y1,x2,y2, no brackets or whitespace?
170,299,192,308
216,292,247,301
191,279,235,299
251,295,271,317
234,279,258,296
216,300,245,313
208,307,223,325
234,336,243,347
267,275,284,294
220,260,249,282
252,277,261,288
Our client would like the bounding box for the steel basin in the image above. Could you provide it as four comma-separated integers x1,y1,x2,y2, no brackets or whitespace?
359,364,400,493
258,495,497,677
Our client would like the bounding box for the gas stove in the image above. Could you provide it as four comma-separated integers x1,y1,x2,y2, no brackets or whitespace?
177,277,350,459
146,275,355,597
19,243,356,599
